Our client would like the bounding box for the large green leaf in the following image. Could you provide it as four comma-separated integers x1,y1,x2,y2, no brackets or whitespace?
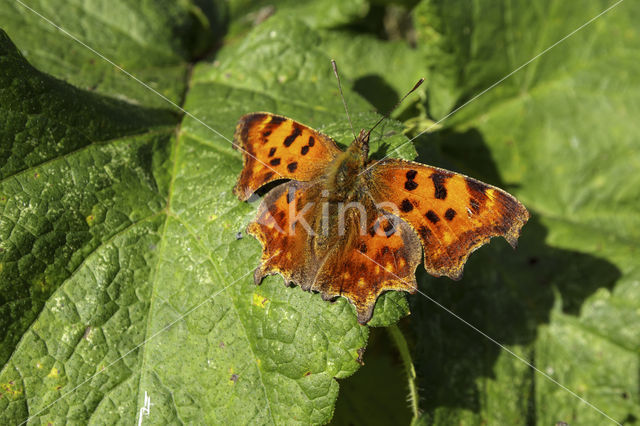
1,0,224,108
2,0,640,424
0,8,415,424
408,0,640,424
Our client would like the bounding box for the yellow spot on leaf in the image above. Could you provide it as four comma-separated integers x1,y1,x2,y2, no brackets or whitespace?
85,214,95,226
252,293,269,308
1,381,22,397
47,367,59,378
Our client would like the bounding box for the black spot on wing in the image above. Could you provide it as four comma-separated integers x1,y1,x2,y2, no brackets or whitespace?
400,199,414,212
270,158,281,166
425,210,439,224
287,162,298,173
268,147,277,157
445,208,456,221
284,125,302,147
404,169,419,190
308,136,315,146
405,180,418,191
358,243,367,253
301,145,309,155
430,173,448,200
270,116,286,125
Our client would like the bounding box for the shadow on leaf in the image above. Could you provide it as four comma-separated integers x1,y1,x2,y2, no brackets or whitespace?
353,74,399,115
407,127,621,417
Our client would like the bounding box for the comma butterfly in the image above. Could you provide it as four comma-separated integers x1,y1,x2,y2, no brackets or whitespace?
233,68,529,324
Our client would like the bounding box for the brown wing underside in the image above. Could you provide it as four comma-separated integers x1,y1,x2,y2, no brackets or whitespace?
368,159,529,280
233,113,342,200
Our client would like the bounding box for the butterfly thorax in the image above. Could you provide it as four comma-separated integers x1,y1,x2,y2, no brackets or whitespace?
308,130,374,249
324,129,370,201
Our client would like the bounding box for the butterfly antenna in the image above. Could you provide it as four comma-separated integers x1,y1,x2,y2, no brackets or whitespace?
331,60,357,140
367,78,425,137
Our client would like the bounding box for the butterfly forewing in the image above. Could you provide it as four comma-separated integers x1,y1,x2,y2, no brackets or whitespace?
233,113,341,200
367,159,529,280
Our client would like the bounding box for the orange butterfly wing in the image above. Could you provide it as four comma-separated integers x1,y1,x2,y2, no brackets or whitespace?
233,113,342,200
368,159,529,280
248,180,321,286
312,211,422,323
249,186,423,324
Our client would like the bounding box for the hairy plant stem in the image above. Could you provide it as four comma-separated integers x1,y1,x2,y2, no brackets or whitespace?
387,323,420,421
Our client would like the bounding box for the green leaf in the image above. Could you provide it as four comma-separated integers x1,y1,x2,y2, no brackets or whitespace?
0,0,224,107
0,13,417,423
317,29,427,117
3,0,640,424
409,0,640,424
226,0,369,38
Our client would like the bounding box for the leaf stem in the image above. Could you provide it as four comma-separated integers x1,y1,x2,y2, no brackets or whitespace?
387,324,420,421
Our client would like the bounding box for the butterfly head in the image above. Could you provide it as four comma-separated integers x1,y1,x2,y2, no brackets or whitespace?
351,129,370,160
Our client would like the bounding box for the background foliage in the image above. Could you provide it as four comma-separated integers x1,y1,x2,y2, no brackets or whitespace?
1,0,639,424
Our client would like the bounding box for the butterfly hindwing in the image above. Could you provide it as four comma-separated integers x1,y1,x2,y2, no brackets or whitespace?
367,159,529,280
312,210,422,323
248,180,322,286
233,113,342,200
